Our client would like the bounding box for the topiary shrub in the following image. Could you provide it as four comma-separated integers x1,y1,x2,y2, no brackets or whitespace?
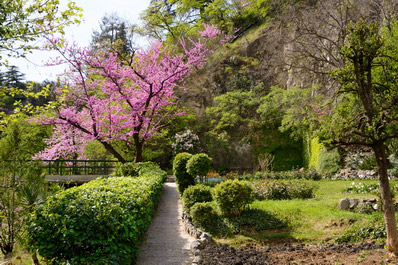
182,184,213,213
316,148,341,174
190,202,220,232
26,168,166,265
213,179,254,217
186,153,212,182
173,152,194,195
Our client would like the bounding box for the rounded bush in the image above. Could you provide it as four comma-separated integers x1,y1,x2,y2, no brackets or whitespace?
173,152,194,195
186,153,212,181
182,184,213,213
213,179,254,217
26,173,165,264
190,202,219,232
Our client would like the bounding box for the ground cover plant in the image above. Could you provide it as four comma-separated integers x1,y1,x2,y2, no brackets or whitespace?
26,164,166,264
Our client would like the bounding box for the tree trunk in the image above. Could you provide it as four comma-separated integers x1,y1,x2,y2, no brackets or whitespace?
373,141,398,256
135,140,143,163
99,141,126,163
31,251,41,265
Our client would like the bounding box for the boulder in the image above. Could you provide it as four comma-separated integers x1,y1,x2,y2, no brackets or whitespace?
339,198,350,210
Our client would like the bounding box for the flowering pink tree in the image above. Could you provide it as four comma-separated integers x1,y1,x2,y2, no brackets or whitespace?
34,25,225,163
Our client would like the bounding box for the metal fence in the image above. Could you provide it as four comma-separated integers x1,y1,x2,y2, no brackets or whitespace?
41,160,118,175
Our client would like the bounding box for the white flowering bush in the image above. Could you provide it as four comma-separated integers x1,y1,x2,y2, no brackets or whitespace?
172,129,200,155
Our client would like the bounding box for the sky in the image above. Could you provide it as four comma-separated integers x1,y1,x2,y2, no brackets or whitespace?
7,0,151,82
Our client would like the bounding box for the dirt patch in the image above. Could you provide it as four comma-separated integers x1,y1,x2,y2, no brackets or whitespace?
198,242,398,264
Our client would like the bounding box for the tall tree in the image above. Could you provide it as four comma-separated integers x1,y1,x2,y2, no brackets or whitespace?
34,25,226,163
0,0,82,64
318,19,398,256
91,13,133,55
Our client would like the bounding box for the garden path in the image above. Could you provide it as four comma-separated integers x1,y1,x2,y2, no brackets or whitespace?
137,182,194,265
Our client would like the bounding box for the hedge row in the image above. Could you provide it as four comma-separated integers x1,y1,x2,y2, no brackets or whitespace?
26,163,166,265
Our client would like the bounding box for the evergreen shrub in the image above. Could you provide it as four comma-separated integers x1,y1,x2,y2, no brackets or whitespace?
173,152,194,195
190,202,220,232
186,153,212,181
26,166,166,264
182,184,213,213
213,179,254,217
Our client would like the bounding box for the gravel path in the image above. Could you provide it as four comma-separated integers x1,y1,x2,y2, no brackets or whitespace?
137,182,194,265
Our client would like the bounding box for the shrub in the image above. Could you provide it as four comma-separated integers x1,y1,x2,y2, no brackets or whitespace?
335,221,386,243
316,148,341,174
359,155,377,170
26,167,166,264
186,153,212,182
240,170,321,181
182,184,213,213
173,152,194,195
190,202,220,232
113,161,159,177
252,180,317,200
213,179,254,217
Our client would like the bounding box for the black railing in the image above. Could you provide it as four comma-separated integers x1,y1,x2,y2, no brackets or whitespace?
42,160,118,176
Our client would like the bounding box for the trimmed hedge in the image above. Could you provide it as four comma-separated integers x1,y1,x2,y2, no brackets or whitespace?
213,179,254,217
252,179,317,200
182,184,213,213
26,165,166,264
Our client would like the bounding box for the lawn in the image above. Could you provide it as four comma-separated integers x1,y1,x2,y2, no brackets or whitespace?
216,179,395,247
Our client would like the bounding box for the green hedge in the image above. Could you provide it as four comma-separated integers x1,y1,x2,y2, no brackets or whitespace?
26,166,166,264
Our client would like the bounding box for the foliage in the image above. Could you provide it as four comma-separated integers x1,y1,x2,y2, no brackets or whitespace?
173,152,194,195
239,169,321,181
91,13,133,55
182,184,213,213
336,221,386,243
186,153,213,181
190,202,220,233
358,155,377,170
316,148,341,175
172,129,200,155
252,179,317,200
213,179,254,217
26,167,166,264
139,0,286,42
0,0,82,64
113,161,159,177
307,137,325,170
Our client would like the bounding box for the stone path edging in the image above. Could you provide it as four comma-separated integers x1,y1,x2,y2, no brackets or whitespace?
181,211,212,265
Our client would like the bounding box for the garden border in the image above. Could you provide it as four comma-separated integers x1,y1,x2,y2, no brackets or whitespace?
181,211,212,265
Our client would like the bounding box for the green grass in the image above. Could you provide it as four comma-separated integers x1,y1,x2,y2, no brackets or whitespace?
215,179,395,247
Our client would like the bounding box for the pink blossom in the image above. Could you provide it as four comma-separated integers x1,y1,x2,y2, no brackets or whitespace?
34,26,226,162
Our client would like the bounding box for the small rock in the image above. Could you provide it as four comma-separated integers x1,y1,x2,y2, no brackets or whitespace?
339,198,350,210
372,204,378,210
